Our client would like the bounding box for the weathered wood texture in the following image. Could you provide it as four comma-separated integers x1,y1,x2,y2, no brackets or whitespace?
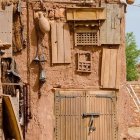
74,28,99,46
101,47,120,89
30,0,120,3
100,4,121,45
55,90,117,140
0,98,3,139
66,7,106,21
86,91,117,140
51,23,71,64
0,5,13,57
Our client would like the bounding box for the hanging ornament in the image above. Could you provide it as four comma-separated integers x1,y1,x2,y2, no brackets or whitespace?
126,0,134,4
38,12,50,34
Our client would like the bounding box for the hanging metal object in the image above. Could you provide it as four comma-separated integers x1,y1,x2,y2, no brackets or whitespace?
33,55,40,63
39,69,46,83
0,50,5,55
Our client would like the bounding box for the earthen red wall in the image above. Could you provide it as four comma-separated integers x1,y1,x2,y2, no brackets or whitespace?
13,2,138,140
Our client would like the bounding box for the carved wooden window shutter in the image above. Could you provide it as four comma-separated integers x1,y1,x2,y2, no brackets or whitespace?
100,4,121,45
51,23,71,64
101,47,121,89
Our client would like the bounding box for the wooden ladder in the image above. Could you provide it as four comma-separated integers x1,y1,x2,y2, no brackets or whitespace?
125,84,140,112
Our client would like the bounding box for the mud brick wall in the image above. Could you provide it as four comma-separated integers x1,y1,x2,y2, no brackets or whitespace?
11,1,136,140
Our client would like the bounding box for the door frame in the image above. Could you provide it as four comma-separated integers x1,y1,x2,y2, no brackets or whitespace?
54,89,118,140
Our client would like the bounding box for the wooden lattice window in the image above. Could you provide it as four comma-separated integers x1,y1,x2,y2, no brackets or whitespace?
77,51,92,73
75,30,99,46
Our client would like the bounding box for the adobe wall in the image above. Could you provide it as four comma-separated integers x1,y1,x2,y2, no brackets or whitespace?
12,1,136,140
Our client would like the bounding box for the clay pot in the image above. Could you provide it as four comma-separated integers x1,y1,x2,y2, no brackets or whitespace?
126,0,134,4
38,12,50,34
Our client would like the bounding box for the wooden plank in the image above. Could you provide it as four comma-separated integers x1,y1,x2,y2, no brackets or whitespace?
66,8,106,21
63,23,71,63
103,48,111,88
109,49,117,88
116,49,121,89
71,93,75,140
3,95,23,140
106,4,113,44
100,3,107,44
101,47,120,89
61,96,65,140
101,47,106,87
51,23,58,64
86,92,90,140
57,23,64,63
100,4,121,45
113,4,121,44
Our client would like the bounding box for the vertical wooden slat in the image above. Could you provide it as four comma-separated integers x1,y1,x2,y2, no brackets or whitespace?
113,4,121,44
103,48,111,88
101,48,120,89
100,3,107,44
77,95,80,140
74,95,77,140
51,23,71,64
116,49,121,89
101,47,106,87
110,100,112,140
83,92,87,140
68,97,71,140
61,97,65,140
100,98,103,140
86,92,89,140
65,96,67,140
71,92,75,140
57,23,64,63
100,4,121,45
109,49,117,88
51,23,58,63
106,98,109,139
106,4,113,44
55,94,61,140
63,24,71,63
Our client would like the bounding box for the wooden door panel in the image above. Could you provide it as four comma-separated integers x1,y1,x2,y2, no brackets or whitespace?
55,90,117,140
55,91,86,140
86,91,117,140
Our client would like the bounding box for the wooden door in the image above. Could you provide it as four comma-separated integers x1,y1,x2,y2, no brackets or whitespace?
85,91,117,140
55,90,117,140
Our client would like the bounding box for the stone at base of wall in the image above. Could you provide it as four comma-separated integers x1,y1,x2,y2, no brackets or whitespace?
128,127,140,138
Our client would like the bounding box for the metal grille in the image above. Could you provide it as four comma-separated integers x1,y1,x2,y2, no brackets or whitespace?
75,31,98,46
